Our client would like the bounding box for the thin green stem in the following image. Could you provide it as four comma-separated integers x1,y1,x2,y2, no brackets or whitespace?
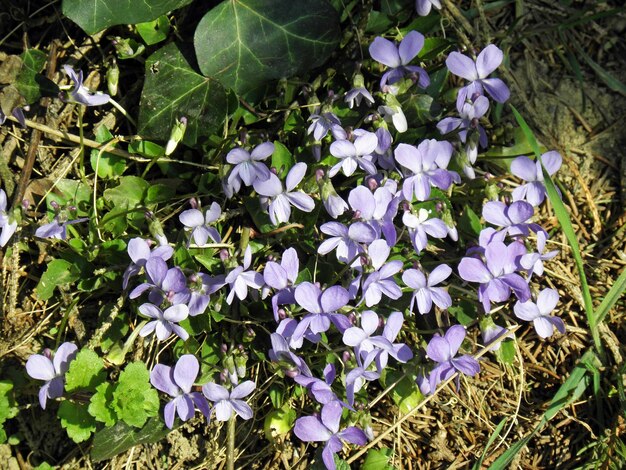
227,416,236,470
77,106,87,183
109,97,138,127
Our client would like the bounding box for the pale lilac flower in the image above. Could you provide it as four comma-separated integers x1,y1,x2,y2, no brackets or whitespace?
62,65,110,106
427,325,480,391
317,221,377,265
480,319,510,352
254,163,315,225
361,240,403,306
0,107,26,127
138,303,189,341
294,400,367,470
187,273,225,316
437,95,489,148
482,200,543,238
0,189,17,247
369,31,430,89
343,310,393,359
129,257,189,305
308,112,346,141
225,246,264,304
378,101,407,133
294,364,343,406
263,248,299,320
402,264,452,315
150,355,210,428
402,209,448,253
416,0,441,16
319,176,349,219
458,240,530,312
226,142,273,189
329,131,378,177
123,237,174,289
446,45,510,108
275,317,320,350
511,151,562,206
345,74,374,108
202,380,255,421
25,342,77,409
348,184,399,246
292,283,351,342
268,332,313,377
179,202,221,246
372,127,395,170
395,140,455,201
519,231,558,278
345,350,381,406
514,288,565,339
35,216,88,240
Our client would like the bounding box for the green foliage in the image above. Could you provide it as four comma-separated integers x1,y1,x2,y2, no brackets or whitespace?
136,15,170,46
89,382,117,426
111,362,159,428
62,0,193,35
194,0,341,95
0,380,19,444
138,43,231,146
15,49,47,104
65,349,106,393
91,417,168,462
271,141,295,179
58,401,97,443
47,179,91,216
36,259,82,301
263,406,295,441
90,125,126,178
361,448,395,470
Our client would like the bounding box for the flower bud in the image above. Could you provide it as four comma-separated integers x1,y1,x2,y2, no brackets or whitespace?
106,61,119,96
165,116,187,156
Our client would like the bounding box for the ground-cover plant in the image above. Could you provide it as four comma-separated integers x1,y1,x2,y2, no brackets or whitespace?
1,0,624,468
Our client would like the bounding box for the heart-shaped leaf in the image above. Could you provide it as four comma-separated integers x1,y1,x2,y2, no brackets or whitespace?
138,43,232,146
62,0,193,35
194,0,340,95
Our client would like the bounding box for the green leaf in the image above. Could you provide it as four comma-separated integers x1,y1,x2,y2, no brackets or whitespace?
15,49,47,104
264,406,296,441
112,362,160,428
0,380,18,431
194,0,340,95
128,140,165,158
271,141,295,178
458,205,482,238
472,418,508,470
91,417,169,462
65,349,106,393
496,340,516,365
47,179,91,216
58,401,97,443
145,182,177,205
62,0,193,35
138,43,231,147
361,448,395,470
103,175,149,209
36,259,81,301
136,15,170,46
594,266,626,326
89,382,117,426
90,125,126,178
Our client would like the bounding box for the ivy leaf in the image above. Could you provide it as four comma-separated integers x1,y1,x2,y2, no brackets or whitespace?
62,0,194,35
58,401,97,443
136,15,170,46
15,49,48,104
36,259,81,301
91,417,168,462
112,362,160,428
89,382,117,426
194,0,340,95
65,349,106,393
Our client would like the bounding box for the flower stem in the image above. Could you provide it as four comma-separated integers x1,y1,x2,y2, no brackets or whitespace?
227,416,236,470
109,97,137,127
77,106,88,184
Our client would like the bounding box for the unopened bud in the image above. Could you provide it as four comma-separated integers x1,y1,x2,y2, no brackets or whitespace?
50,201,60,210
278,309,287,320
220,249,229,262
315,168,325,182
366,177,378,191
165,116,187,156
106,61,119,96
342,351,351,363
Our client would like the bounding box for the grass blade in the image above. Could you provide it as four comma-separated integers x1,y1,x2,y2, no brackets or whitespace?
573,44,626,97
509,105,600,352
595,267,626,326
472,418,508,470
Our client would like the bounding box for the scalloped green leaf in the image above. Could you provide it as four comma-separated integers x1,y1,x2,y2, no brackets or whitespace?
138,43,231,146
58,401,97,443
65,349,106,393
194,0,340,95
61,0,193,35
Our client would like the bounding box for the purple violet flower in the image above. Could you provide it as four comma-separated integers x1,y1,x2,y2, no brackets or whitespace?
202,380,255,421
226,142,273,191
395,140,455,201
446,45,510,108
519,231,558,278
308,112,346,141
345,350,381,406
294,364,343,406
369,31,430,89
294,400,368,470
268,332,313,377
150,355,210,428
510,151,562,206
292,283,351,341
129,257,189,305
253,163,315,225
348,184,399,246
345,88,374,109
225,246,264,305
25,342,78,409
482,200,543,238
458,240,531,312
123,237,174,289
138,303,189,341
402,264,452,315
187,273,225,316
402,209,448,253
263,248,299,321
427,325,480,391
361,240,403,306
437,95,489,149
0,189,17,247
328,131,378,177
343,310,393,359
35,216,88,240
179,202,222,246
62,65,110,106
416,0,441,16
317,221,377,266
514,288,565,339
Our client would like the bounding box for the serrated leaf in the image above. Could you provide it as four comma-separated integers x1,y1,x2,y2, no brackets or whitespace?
91,417,168,462
62,0,193,35
89,382,117,426
112,362,160,428
194,0,340,95
138,42,231,147
15,49,47,104
65,349,106,393
0,380,18,423
58,401,97,443
36,259,81,301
